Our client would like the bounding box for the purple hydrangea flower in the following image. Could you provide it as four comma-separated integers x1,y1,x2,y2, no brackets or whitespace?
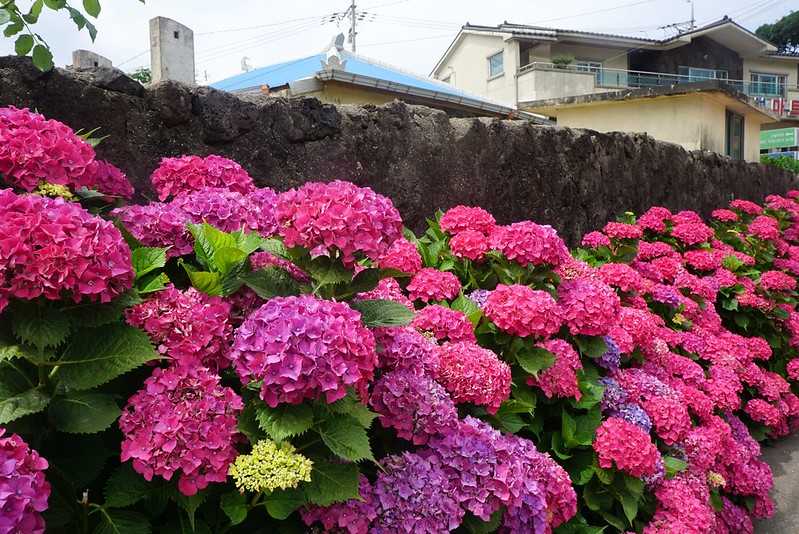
467,289,492,310
610,403,653,432
597,336,621,372
0,428,50,534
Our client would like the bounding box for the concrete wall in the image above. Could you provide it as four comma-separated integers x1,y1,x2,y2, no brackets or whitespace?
72,50,112,69
149,17,195,85
0,55,794,245
517,68,599,101
546,93,770,162
630,36,744,79
743,58,798,91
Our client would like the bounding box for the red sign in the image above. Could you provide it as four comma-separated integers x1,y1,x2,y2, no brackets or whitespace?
791,100,799,116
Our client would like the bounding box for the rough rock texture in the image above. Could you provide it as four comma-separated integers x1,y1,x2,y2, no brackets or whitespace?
1,56,795,243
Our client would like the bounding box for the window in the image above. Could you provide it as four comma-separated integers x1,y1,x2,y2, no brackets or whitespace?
488,51,504,78
173,31,180,39
678,66,728,82
750,72,787,97
725,110,744,161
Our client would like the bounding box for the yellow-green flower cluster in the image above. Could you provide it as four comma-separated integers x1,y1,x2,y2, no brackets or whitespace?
229,439,313,493
33,182,77,201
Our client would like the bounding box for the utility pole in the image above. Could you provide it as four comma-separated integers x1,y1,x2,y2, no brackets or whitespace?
348,0,357,53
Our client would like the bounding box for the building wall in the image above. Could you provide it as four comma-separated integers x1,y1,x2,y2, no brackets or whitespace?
150,17,195,85
302,83,396,106
72,50,112,69
434,33,518,106
547,42,629,71
743,58,798,89
629,36,744,79
544,94,769,162
517,68,601,101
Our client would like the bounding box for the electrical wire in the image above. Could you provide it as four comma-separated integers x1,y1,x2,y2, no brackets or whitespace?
195,19,322,64
195,14,330,36
359,32,455,47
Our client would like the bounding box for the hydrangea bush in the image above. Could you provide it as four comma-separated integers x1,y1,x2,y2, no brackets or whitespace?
2,106,799,533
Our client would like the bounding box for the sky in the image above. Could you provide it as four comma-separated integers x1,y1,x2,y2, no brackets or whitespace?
0,0,794,84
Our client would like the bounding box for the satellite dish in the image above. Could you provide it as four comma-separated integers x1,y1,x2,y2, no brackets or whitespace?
241,56,252,72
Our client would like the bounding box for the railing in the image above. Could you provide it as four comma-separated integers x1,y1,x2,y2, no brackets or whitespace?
518,62,795,111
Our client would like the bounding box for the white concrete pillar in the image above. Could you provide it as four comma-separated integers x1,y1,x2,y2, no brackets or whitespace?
149,17,195,85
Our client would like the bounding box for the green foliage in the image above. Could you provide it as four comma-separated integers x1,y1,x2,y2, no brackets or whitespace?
762,155,799,174
128,66,151,85
220,491,247,525
255,403,314,442
10,301,72,352
104,464,151,508
349,299,414,327
303,459,361,506
0,387,50,424
756,11,799,53
316,414,375,462
48,391,120,434
94,508,152,534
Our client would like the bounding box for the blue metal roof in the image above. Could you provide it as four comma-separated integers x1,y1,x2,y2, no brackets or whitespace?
210,50,483,102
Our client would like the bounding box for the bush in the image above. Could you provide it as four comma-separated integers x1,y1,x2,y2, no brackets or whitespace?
1,105,799,533
762,154,799,174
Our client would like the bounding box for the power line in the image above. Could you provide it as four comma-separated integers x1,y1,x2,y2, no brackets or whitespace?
530,0,659,25
359,32,455,47
195,14,329,36
195,19,322,64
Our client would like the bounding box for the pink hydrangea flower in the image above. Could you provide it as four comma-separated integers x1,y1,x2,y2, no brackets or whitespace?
439,205,496,234
641,395,691,445
0,428,50,534
730,199,763,215
373,326,440,373
637,206,672,233
276,181,402,265
527,339,582,400
435,342,511,413
745,399,781,428
83,159,135,199
716,497,753,534
150,154,255,200
171,187,278,238
712,209,739,222
603,221,643,240
786,359,799,381
484,284,562,338
112,202,194,257
671,221,714,246
645,474,716,534
637,241,677,261
672,210,704,225
490,221,569,267
357,278,414,310
125,286,233,369
406,268,461,302
231,295,377,406
250,251,310,283
370,368,458,444
593,417,660,477
0,189,133,305
377,238,422,274
748,215,780,241
449,230,489,261
581,231,610,248
759,270,797,292
411,304,476,343
598,263,647,293
0,106,95,191
683,249,724,271
558,278,620,336
119,365,243,496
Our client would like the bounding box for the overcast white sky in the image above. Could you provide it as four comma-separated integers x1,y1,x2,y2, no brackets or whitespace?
0,0,794,83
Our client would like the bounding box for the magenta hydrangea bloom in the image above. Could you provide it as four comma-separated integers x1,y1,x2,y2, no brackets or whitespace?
637,241,677,261
581,231,611,248
301,476,378,534
671,221,714,246
0,428,50,534
373,326,439,373
250,251,310,283
759,270,797,292
645,474,716,534
370,368,458,444
125,286,233,369
0,189,133,305
0,106,95,192
83,159,135,199
171,186,278,237
484,284,562,338
411,305,476,343
276,180,402,265
730,199,763,215
119,365,243,496
527,339,582,401
747,215,780,241
716,497,753,534
357,278,414,310
603,221,643,240
558,277,620,336
712,209,739,222
112,202,194,257
787,359,799,381
683,249,724,272
637,206,672,233
490,221,569,267
593,417,660,477
744,399,781,427
439,205,496,235
449,230,489,261
641,396,692,445
598,262,647,293
435,342,511,414
231,295,377,406
150,154,255,201
377,238,422,274
406,268,461,303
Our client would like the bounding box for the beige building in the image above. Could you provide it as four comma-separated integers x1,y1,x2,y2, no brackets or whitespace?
523,82,777,162
432,17,799,158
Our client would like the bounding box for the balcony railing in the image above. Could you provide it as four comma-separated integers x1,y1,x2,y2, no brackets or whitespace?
518,62,798,115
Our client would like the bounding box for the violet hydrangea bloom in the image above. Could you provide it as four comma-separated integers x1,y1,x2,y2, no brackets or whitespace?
301,475,378,534
466,289,491,309
111,201,194,257
484,284,562,338
373,326,440,374
435,342,511,414
119,365,243,496
171,186,278,238
370,368,458,444
125,286,233,369
406,268,461,303
276,180,403,265
0,189,134,305
597,336,621,371
231,295,377,406
0,428,50,534
150,154,255,201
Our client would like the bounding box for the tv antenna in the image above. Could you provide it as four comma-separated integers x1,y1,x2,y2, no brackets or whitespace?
659,0,696,34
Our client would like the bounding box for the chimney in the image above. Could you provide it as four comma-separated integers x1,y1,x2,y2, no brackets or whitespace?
149,16,195,85
71,49,112,69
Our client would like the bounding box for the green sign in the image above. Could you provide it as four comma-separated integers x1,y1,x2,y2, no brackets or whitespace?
761,128,798,150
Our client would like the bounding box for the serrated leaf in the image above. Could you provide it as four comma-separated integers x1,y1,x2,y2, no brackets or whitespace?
14,34,33,55
137,272,170,294
317,414,374,462
237,404,266,444
0,388,50,424
83,0,100,17
94,509,151,534
451,293,482,326
230,230,263,255
31,44,53,71
48,392,119,434
11,301,71,351
260,238,289,258
619,492,638,525
328,393,378,427
104,463,151,508
56,325,158,391
306,256,353,287
463,509,503,533
304,460,360,506
66,293,140,328
220,491,247,526
186,270,223,296
256,403,313,442
264,487,306,519
240,268,301,299
131,247,166,280
188,223,237,271
574,336,608,358
349,299,414,327
516,347,556,377
214,247,248,276
663,456,687,477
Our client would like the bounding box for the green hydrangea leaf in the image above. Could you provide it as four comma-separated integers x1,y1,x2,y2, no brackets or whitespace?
304,459,360,506
220,491,247,526
104,464,151,508
93,509,151,534
264,487,306,520
255,403,313,443
48,392,120,434
0,388,50,425
10,301,71,352
317,414,374,462
349,299,414,327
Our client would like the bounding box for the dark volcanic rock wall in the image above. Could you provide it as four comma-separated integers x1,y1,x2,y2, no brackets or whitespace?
1,56,794,244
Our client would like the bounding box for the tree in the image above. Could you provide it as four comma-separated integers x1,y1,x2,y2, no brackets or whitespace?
129,66,150,84
0,0,143,71
756,11,799,54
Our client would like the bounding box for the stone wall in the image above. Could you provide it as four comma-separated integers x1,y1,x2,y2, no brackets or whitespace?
1,56,795,244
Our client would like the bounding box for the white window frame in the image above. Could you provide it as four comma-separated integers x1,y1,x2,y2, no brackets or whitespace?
487,50,504,79
750,71,787,97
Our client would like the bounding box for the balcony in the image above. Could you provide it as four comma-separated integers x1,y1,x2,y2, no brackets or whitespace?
517,62,799,118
